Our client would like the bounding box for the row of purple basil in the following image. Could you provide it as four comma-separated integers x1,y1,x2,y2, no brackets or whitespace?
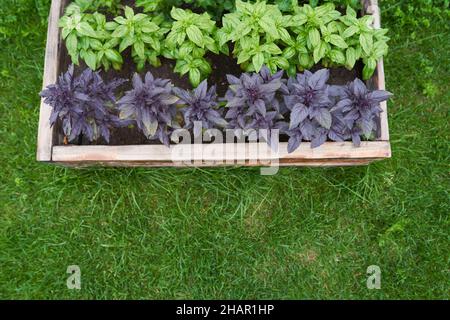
40,65,391,153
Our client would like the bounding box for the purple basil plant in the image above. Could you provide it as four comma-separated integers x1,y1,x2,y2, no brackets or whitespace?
332,78,392,146
117,72,180,146
40,65,126,143
173,80,227,137
41,65,392,150
283,69,335,152
224,66,285,130
284,70,392,152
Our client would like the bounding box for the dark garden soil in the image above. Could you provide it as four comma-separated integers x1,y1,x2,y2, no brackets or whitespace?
56,2,364,146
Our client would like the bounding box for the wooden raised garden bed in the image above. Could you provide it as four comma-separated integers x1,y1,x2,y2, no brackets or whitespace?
37,0,391,167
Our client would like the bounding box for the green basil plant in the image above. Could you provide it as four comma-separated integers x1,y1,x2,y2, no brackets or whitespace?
163,8,228,86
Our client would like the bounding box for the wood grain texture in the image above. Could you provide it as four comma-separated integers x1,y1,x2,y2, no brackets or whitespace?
52,141,391,162
364,0,390,141
36,0,63,161
40,0,391,167
53,160,373,168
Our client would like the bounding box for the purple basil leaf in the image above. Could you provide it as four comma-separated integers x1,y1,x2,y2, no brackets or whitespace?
287,134,302,153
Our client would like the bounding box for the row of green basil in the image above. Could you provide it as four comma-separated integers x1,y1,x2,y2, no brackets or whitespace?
60,0,389,86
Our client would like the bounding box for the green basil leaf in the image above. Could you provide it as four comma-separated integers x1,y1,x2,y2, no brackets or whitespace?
216,30,229,47
189,68,201,87
308,28,320,48
282,47,296,60
79,37,89,50
363,64,375,80
330,49,346,65
119,36,135,52
105,49,123,64
93,13,106,27
345,47,357,69
105,37,120,49
237,51,251,64
340,15,358,27
346,6,357,18
259,16,279,39
252,52,265,73
76,22,98,38
84,50,97,70
192,46,205,58
112,25,128,38
219,43,229,55
89,39,103,51
147,54,161,67
112,62,121,71
342,25,359,38
278,28,293,45
263,43,282,55
186,25,204,48
205,39,219,54
114,16,127,25
133,41,145,60
105,21,118,31
178,62,190,76
175,31,186,46
102,59,111,71
329,34,348,49
299,52,313,68
62,27,72,40
367,57,377,71
58,16,70,29
171,7,188,21
287,64,297,77
141,22,159,33
133,13,148,22
165,31,179,48
360,33,373,55
313,41,326,64
373,41,388,58
197,58,212,75
291,13,307,27
274,57,289,70
96,50,104,64
66,33,78,56
124,6,134,20
148,36,161,52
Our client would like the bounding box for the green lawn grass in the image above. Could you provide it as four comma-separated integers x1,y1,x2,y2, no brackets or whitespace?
0,0,448,299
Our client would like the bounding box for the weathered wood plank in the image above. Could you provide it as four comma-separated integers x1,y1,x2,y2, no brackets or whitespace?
364,0,390,141
37,0,63,161
54,160,372,168
52,141,391,162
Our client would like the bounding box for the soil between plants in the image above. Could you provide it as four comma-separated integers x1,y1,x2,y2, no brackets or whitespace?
56,3,364,146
